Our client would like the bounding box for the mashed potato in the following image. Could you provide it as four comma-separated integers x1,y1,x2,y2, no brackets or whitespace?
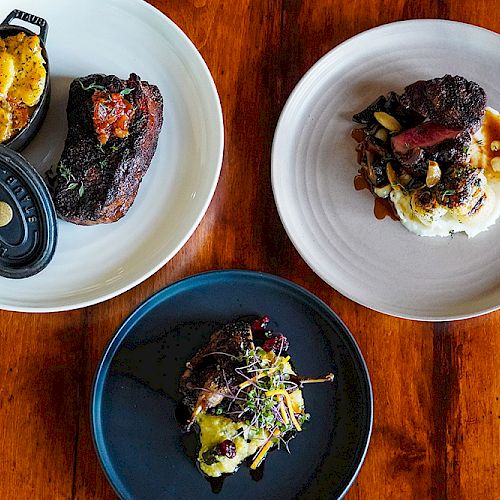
391,107,500,238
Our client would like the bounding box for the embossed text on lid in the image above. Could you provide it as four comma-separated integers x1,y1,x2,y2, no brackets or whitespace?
0,145,57,278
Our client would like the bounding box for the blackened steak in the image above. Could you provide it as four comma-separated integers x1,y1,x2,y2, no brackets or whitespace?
53,73,163,224
400,75,486,132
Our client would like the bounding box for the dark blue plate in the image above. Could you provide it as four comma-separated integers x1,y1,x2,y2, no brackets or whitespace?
92,270,373,499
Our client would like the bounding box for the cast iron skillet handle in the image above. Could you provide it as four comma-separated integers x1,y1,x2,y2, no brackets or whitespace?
2,9,48,44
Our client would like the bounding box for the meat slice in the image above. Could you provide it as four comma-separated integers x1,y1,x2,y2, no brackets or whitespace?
391,122,463,171
391,122,462,154
400,75,486,132
179,321,254,428
53,73,163,225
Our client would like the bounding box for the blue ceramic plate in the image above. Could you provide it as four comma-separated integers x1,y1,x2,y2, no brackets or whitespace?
92,270,372,499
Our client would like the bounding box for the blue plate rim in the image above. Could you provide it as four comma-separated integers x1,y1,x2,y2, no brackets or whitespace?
91,269,374,500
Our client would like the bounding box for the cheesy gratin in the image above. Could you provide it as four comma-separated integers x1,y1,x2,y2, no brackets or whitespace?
0,32,46,142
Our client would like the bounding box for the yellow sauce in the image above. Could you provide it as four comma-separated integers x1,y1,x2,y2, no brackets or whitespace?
197,388,305,477
197,413,269,477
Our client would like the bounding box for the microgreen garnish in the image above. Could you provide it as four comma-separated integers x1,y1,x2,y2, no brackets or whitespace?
98,159,108,171
191,327,333,471
78,80,106,92
120,87,133,96
223,348,301,439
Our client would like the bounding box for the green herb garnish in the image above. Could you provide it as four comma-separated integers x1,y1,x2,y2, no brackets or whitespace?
67,181,85,198
57,162,74,183
120,87,133,96
441,189,456,202
78,80,106,92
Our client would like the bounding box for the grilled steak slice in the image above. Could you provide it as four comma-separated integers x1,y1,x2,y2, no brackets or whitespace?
53,73,163,225
180,321,254,427
391,122,462,154
400,75,486,132
391,122,463,173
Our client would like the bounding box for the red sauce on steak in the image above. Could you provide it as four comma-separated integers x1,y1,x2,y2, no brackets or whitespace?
92,91,134,144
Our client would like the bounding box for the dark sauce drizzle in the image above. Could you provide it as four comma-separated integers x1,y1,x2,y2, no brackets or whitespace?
354,173,399,221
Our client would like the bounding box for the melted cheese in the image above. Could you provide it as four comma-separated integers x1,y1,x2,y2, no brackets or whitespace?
0,33,46,142
0,33,46,106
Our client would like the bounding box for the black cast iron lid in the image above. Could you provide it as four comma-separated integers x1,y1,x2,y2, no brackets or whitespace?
0,145,57,278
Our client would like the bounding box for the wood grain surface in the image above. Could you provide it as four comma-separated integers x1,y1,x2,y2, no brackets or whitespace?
0,1,499,499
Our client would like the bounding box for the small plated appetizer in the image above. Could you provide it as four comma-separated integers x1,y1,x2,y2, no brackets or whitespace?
178,317,334,482
52,73,163,225
352,75,500,237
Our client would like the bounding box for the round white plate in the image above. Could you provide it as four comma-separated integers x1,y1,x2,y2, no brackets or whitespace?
272,20,500,321
0,0,223,312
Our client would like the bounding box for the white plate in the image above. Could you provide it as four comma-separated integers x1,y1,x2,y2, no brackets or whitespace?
272,20,500,321
0,0,223,312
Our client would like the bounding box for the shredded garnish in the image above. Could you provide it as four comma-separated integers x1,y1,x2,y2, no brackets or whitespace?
265,389,302,431
250,428,280,470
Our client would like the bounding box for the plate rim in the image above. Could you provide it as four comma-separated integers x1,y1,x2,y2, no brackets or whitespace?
91,269,374,500
0,0,224,313
271,19,500,322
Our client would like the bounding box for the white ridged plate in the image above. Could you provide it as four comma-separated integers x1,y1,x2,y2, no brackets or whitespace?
272,20,500,321
0,0,223,312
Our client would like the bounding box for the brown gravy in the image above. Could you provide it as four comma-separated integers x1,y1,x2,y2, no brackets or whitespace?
481,108,500,162
354,173,399,221
472,108,500,181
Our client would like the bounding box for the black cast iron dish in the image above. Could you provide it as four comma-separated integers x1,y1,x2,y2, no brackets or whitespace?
0,10,56,279
0,145,57,279
0,9,50,152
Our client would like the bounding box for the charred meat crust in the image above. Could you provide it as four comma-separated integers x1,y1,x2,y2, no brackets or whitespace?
179,321,254,419
400,74,486,132
53,73,163,225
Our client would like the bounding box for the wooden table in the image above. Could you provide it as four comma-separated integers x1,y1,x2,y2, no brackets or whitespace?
1,1,499,498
